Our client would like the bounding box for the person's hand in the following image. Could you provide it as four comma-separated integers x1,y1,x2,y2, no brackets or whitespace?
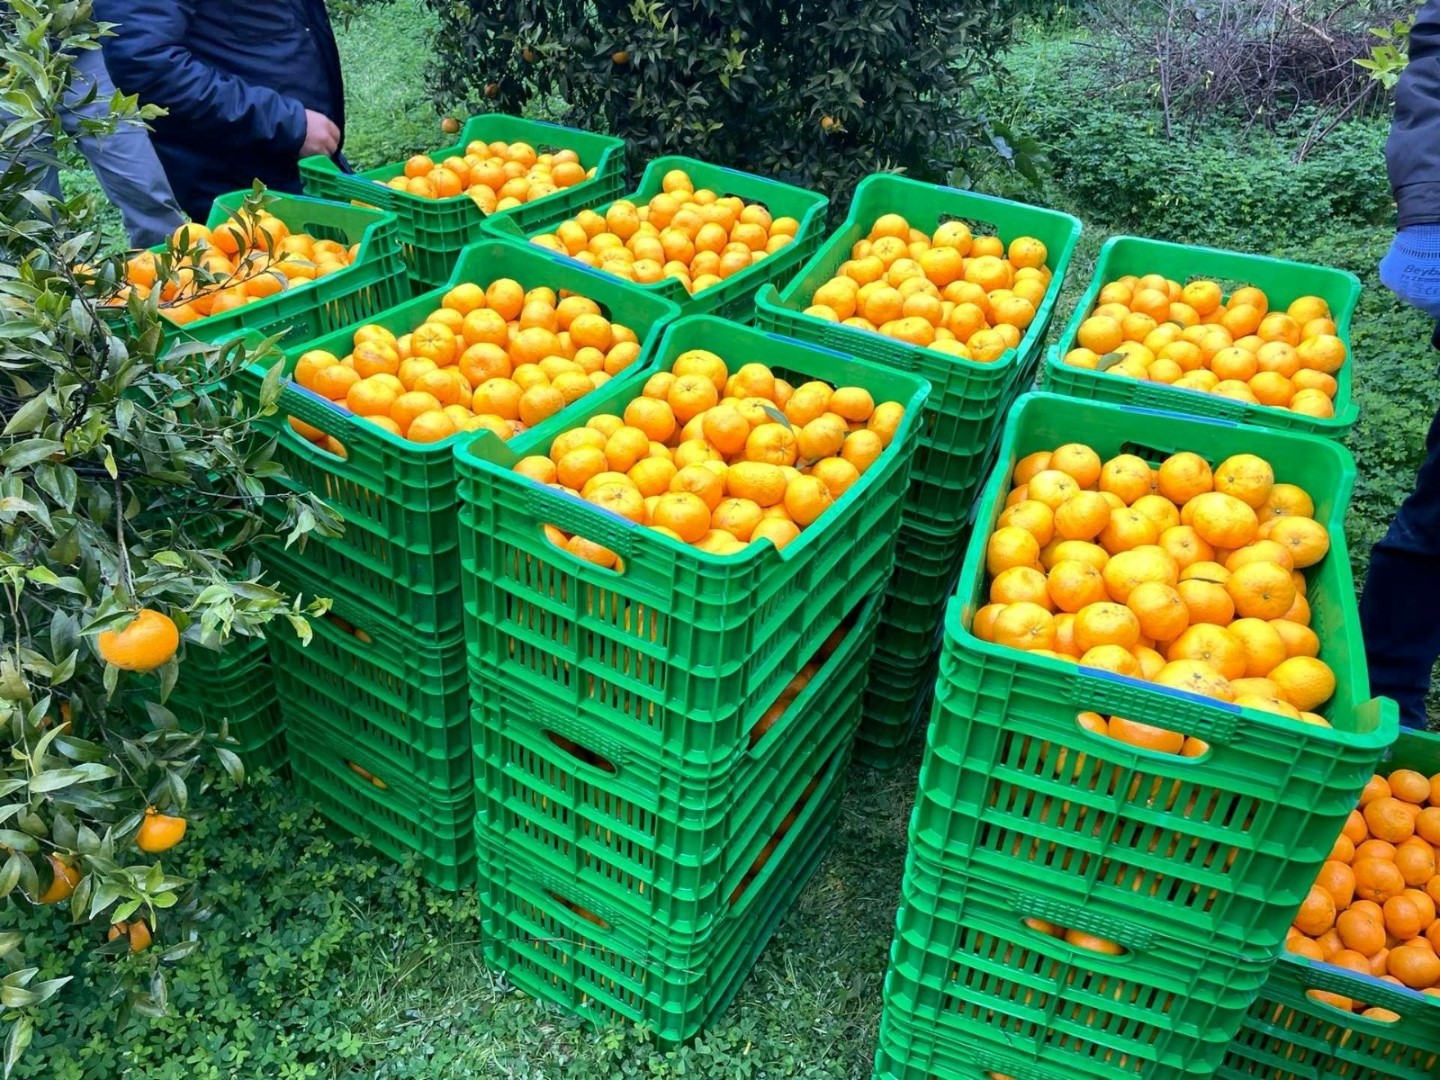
1380,225,1440,319
299,110,340,158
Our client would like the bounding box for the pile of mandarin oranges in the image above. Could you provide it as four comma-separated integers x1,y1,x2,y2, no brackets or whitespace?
1062,276,1345,418
113,213,356,326
386,140,595,212
1289,766,1440,1010
530,169,799,295
512,351,905,562
801,213,1054,361
974,442,1338,754
289,278,641,448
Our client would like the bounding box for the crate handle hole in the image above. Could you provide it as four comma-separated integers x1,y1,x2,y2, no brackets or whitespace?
346,760,388,789
283,415,349,461
542,729,616,774
1305,987,1394,1022
1080,712,1203,762
324,613,374,645
1018,914,1128,956
540,524,625,575
548,891,610,930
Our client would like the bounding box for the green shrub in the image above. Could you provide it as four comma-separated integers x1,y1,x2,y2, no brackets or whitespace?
424,0,1031,207
986,39,1394,249
1,6,332,1069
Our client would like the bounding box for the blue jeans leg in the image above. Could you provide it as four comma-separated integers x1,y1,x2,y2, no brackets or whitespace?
1361,398,1440,729
63,47,186,248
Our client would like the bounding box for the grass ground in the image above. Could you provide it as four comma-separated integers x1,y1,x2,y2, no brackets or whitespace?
30,2,1436,1076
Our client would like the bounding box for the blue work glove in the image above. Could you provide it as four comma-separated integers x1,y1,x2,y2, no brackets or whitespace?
1380,225,1440,318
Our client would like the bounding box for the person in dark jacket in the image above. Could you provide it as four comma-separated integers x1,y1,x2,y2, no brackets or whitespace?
1364,0,1440,729
93,0,344,221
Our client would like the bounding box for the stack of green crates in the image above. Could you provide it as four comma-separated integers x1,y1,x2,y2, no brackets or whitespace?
1214,729,1440,1080
300,114,627,291
755,174,1082,767
455,315,928,1039
483,154,831,323
130,633,287,772
114,190,408,349
873,393,1397,1079
243,241,678,890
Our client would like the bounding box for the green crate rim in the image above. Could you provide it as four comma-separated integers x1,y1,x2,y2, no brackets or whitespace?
1045,234,1362,433
299,113,625,216
756,171,1082,385
952,392,1391,748
457,314,929,570
485,154,830,309
149,190,404,340
241,239,681,462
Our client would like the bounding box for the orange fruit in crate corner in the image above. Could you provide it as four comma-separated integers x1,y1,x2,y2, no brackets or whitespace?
798,214,1055,363
386,140,594,208
1061,277,1344,417
118,209,358,324
508,350,906,556
973,441,1338,756
1289,762,1440,1004
288,278,643,445
529,169,800,295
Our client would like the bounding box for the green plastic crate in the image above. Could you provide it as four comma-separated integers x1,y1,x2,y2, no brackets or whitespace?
874,1004,1076,1080
856,649,942,772
917,391,1396,957
1219,955,1440,1080
471,589,875,936
257,526,464,640
455,314,927,768
755,172,1082,531
300,114,627,290
473,738,845,1043
1216,729,1440,1080
139,190,408,346
483,155,830,323
881,843,1274,1078
286,692,470,802
875,520,970,666
1043,236,1363,438
238,240,680,637
288,716,475,891
129,633,286,761
235,729,289,774
856,520,968,768
265,599,470,796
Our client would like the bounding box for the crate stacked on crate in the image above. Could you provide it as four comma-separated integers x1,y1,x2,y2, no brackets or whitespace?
1044,236,1363,437
109,191,408,348
237,241,679,890
755,174,1083,766
126,633,287,773
300,114,627,291
482,155,830,323
873,392,1397,1079
455,314,928,1039
1216,729,1440,1080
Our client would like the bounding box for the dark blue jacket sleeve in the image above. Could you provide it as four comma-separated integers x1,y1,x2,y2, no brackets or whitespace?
1389,0,1440,227
94,0,308,152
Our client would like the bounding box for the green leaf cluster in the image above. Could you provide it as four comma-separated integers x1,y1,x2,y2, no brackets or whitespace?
424,0,1036,207
1,3,332,1068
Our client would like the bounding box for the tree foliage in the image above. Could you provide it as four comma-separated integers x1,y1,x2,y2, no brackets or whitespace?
0,2,328,1070
425,0,1033,205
